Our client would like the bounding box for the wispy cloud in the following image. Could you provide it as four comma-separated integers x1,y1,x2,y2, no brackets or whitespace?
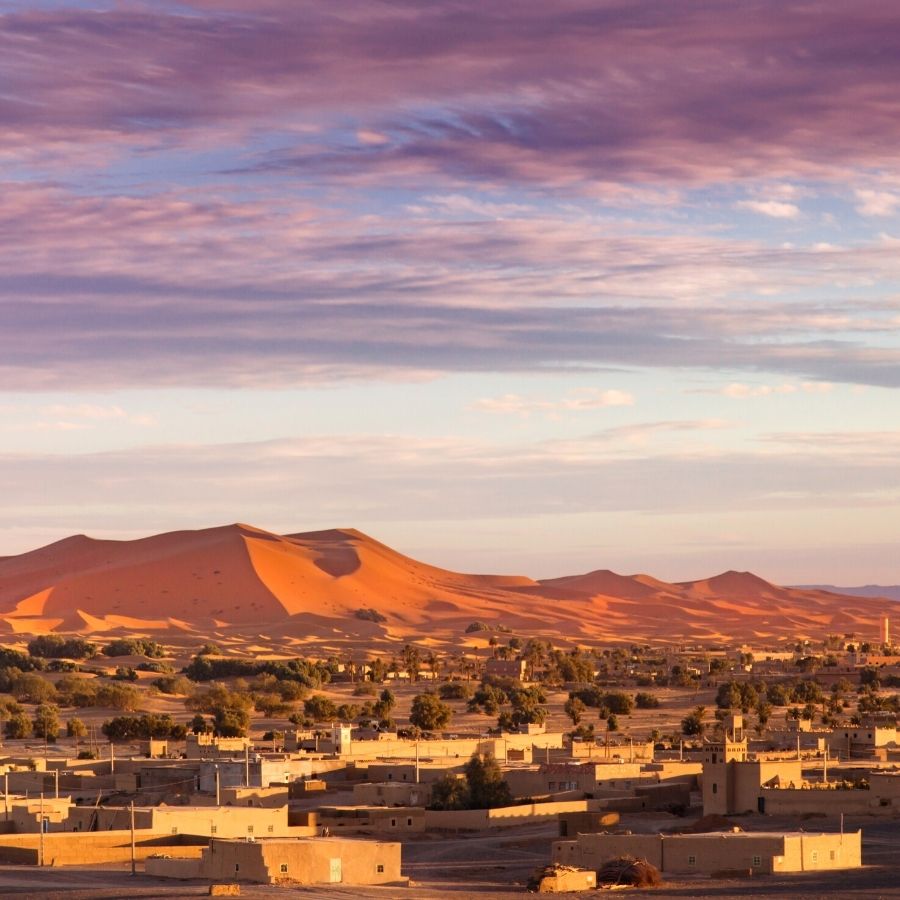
712,382,834,399
855,189,900,217
735,200,800,219
470,388,633,416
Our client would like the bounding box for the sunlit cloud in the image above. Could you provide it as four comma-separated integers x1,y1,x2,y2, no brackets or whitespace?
470,388,634,416
735,200,800,219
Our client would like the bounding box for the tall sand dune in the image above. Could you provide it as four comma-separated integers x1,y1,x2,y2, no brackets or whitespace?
0,524,894,646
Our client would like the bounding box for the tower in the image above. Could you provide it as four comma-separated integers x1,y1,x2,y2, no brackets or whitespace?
882,616,890,647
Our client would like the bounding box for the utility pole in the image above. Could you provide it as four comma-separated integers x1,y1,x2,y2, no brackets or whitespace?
244,743,250,788
4,772,8,822
54,769,59,800
130,801,136,876
215,765,220,805
38,793,44,867
110,742,115,775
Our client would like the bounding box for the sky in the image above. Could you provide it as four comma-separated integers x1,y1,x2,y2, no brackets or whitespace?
2,0,900,584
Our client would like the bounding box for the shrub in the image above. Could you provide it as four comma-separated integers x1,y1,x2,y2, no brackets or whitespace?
439,682,472,701
354,608,387,623
635,692,660,709
5,712,32,739
27,635,96,660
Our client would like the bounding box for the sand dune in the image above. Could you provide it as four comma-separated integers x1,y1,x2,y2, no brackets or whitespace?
0,523,894,648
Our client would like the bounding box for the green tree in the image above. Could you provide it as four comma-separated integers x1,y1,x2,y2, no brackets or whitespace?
409,693,452,731
681,705,706,736
464,753,512,809
429,754,512,810
33,703,60,741
303,695,339,720
564,696,586,725
429,773,469,810
11,672,57,704
66,717,87,739
5,712,33,739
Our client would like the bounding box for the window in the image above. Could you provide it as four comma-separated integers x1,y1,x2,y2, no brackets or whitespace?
390,818,397,827
407,818,413,826
548,781,556,790
712,783,718,794
280,864,288,873
247,825,254,834
171,827,178,835
268,825,274,833
377,864,385,873
210,825,217,835
752,856,761,867
235,864,240,872
830,850,836,861
811,851,818,863
688,855,696,866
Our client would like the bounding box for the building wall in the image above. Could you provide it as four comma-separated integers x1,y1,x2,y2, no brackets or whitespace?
424,799,603,831
353,781,432,807
553,831,862,875
198,837,403,885
761,787,891,816
0,830,205,865
64,803,312,838
777,832,862,871
318,806,426,834
702,760,802,815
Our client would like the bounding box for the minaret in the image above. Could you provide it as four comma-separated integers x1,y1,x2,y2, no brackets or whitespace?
882,616,890,647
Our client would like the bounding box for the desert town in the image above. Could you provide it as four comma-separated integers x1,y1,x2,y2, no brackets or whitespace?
0,614,899,897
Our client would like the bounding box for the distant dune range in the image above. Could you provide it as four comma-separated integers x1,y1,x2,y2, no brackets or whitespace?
0,523,893,648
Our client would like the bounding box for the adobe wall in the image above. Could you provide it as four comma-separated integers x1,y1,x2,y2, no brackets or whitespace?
553,833,663,869
198,838,403,886
761,788,891,816
0,830,206,866
777,832,862,871
425,799,598,831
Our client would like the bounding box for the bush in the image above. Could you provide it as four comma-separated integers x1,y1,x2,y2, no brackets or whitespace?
439,682,472,701
5,712,32,739
103,714,186,741
10,672,57,704
27,635,96,660
95,682,141,711
635,692,660,709
151,675,193,696
102,638,165,658
354,608,387,623
465,622,491,633
303,695,339,721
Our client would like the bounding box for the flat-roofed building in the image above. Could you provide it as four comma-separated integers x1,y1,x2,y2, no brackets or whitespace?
553,830,862,875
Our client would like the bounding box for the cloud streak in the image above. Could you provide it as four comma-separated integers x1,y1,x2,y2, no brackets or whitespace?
2,1,900,187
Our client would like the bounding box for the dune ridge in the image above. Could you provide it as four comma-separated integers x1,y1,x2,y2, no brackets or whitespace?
0,523,894,647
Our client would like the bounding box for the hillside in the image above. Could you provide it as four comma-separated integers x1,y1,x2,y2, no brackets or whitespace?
0,524,894,650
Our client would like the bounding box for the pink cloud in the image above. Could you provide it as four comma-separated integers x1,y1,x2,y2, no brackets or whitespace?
2,2,900,185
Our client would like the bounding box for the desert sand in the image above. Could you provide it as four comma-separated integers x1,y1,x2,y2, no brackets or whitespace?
0,523,893,650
